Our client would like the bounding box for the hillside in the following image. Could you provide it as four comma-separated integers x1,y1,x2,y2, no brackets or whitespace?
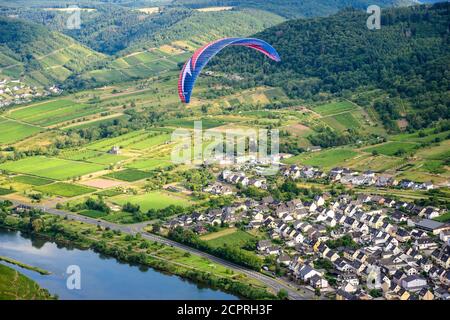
172,0,417,18
124,8,286,53
67,8,285,88
0,5,284,55
0,16,104,87
0,264,54,300
208,3,450,132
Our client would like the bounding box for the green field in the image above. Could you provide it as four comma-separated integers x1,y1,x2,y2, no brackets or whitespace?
35,182,96,197
8,100,103,127
162,119,225,129
416,140,450,160
363,142,419,156
94,189,123,197
127,158,172,171
0,156,105,180
0,264,54,300
204,229,256,248
85,153,128,165
0,187,14,196
312,101,357,116
11,175,53,186
86,131,145,151
79,210,108,219
58,149,102,161
111,191,191,212
128,133,171,150
104,169,153,182
434,212,450,222
0,119,43,144
284,148,359,169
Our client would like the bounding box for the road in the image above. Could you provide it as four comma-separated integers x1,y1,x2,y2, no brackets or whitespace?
2,199,314,300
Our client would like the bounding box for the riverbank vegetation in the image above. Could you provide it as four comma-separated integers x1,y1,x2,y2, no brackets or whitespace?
0,264,55,300
0,208,277,300
0,256,50,275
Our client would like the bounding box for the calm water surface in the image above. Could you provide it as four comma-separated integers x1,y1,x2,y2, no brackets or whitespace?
0,228,238,300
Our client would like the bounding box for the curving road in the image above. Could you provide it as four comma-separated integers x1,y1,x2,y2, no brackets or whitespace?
3,199,313,300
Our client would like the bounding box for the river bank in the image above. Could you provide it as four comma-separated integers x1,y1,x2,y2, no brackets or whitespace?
0,263,55,300
0,255,51,275
0,212,277,300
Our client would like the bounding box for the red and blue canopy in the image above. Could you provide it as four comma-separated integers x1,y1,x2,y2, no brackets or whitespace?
178,37,281,104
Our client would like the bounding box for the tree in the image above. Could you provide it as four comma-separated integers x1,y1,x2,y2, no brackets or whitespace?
277,289,288,300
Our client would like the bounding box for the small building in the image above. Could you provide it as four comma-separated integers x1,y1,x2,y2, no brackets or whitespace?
400,275,427,292
109,146,121,155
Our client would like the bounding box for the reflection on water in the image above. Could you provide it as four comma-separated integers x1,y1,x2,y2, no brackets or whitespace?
0,228,238,300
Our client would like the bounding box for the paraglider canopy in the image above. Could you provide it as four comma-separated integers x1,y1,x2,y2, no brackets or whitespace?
178,37,281,104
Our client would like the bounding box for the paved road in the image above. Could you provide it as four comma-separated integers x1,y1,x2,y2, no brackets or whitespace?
3,199,313,300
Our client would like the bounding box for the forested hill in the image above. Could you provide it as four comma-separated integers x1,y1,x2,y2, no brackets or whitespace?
0,16,104,87
209,3,450,131
172,0,417,18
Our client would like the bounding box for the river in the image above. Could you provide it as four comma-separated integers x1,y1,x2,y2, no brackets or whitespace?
0,227,238,300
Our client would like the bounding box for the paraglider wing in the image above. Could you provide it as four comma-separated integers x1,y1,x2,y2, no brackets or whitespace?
178,38,281,104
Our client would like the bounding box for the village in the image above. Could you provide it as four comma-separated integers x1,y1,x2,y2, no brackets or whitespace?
160,160,449,300
0,78,61,108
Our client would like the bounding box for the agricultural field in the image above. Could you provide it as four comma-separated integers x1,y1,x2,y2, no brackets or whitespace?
10,175,53,186
162,118,225,129
0,187,14,196
322,112,361,131
312,101,357,116
342,154,404,172
363,142,419,157
79,210,109,219
104,169,153,182
111,191,191,212
0,118,43,144
35,182,96,197
0,156,105,180
415,140,450,161
8,100,104,127
284,148,360,170
127,158,172,171
84,153,128,165
85,130,160,152
201,228,256,249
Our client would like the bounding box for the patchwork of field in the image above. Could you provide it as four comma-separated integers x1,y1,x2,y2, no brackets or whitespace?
8,100,103,127
86,131,170,152
85,49,189,84
111,191,191,212
35,182,96,197
0,118,44,144
0,156,105,180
